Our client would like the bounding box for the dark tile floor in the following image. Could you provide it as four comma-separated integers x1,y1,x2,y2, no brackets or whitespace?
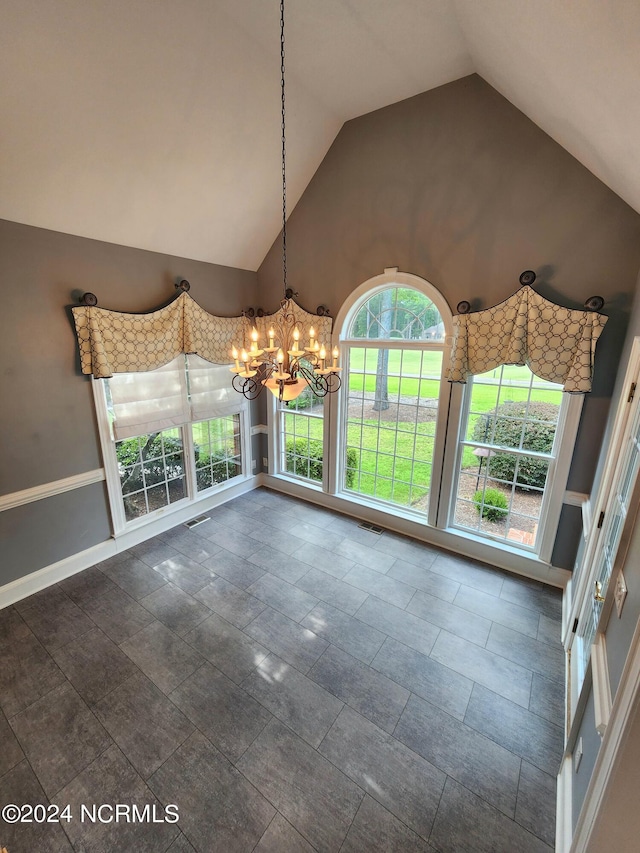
0,488,564,852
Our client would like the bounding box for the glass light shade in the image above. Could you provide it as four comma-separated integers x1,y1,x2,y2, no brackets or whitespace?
264,375,308,401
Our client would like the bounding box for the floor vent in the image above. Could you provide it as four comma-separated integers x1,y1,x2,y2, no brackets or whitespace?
185,515,210,529
358,521,385,534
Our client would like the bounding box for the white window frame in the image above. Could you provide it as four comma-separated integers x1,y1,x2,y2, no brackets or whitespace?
92,369,252,537
331,268,454,527
449,367,583,562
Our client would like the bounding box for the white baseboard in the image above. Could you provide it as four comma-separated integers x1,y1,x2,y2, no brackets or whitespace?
0,540,116,610
0,475,259,610
556,756,573,853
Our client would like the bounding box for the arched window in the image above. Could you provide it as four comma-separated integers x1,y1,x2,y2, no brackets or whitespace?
333,270,452,523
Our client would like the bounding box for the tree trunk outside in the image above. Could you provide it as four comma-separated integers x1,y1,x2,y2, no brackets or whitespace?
372,289,392,411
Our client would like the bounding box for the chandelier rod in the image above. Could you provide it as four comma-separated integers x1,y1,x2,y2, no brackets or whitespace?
280,0,288,300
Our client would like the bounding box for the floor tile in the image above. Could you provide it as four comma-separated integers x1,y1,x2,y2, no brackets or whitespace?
51,626,138,704
464,684,564,776
237,718,363,853
342,794,433,852
516,761,557,847
184,612,269,683
538,613,563,647
286,521,344,551
356,595,441,656
53,744,180,852
487,622,565,681
430,776,553,853
334,537,396,574
248,545,310,583
430,630,532,707
94,672,194,779
308,644,409,733
296,567,368,616
246,574,318,622
119,621,204,694
372,531,439,569
343,564,415,608
319,705,445,840
428,552,504,596
254,813,316,852
102,552,169,599
201,519,264,557
140,582,212,636
301,603,386,664
10,681,112,798
58,566,119,608
453,584,540,638
529,671,565,724
202,549,267,589
244,607,329,672
387,558,461,602
152,552,217,594
17,588,94,652
79,586,155,644
406,589,492,646
372,637,473,720
149,730,275,853
291,542,356,579
242,653,343,747
129,537,180,569
0,609,66,718
159,526,222,565
170,662,272,762
166,832,197,852
0,707,24,778
500,576,563,621
394,693,521,817
194,576,266,628
0,761,73,852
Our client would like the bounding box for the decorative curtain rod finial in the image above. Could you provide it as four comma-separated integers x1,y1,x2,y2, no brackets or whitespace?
175,279,190,292
80,292,98,306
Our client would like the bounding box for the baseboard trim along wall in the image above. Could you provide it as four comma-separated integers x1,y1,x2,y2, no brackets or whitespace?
0,475,259,610
0,469,106,513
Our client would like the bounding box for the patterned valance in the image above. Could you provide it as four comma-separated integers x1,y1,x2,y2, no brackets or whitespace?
72,292,332,378
447,286,607,393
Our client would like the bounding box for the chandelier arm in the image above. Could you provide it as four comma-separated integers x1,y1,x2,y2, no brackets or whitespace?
232,372,262,401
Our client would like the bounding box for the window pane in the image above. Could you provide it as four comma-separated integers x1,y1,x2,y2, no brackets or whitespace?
344,348,442,512
349,287,444,341
192,414,243,492
282,405,324,483
115,428,186,521
454,363,561,549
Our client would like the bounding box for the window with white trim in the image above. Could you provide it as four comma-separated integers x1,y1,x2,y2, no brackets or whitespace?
452,365,565,551
95,355,250,532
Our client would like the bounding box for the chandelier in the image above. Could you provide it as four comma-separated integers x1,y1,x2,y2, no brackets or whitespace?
229,0,341,404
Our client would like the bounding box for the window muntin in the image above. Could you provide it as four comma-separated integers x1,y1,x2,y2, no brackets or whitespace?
279,379,324,483
344,346,442,510
452,365,564,549
340,285,446,515
349,288,444,341
193,415,242,492
116,428,187,522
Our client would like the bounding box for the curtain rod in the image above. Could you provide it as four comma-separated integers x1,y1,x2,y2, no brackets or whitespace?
456,270,605,315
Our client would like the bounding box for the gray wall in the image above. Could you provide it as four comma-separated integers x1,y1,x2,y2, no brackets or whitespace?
258,74,640,566
0,218,257,585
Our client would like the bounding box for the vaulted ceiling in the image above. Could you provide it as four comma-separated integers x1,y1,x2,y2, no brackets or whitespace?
1,0,638,270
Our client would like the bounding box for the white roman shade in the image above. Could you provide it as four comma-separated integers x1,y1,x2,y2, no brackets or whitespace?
187,355,244,421
108,356,189,440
